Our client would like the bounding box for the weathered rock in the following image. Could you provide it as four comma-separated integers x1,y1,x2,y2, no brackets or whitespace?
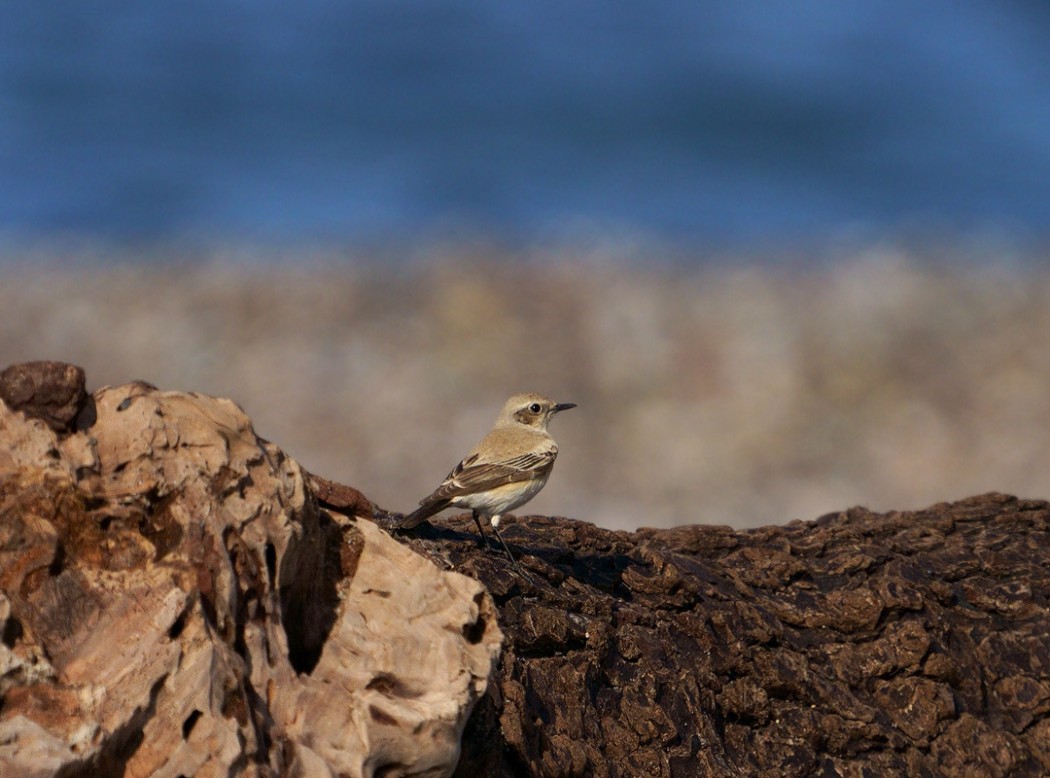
0,368,501,777
396,502,1050,777
0,361,88,433
4,361,1050,777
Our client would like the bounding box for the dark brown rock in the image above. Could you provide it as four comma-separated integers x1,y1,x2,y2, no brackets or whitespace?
397,494,1050,777
0,361,87,432
308,469,382,519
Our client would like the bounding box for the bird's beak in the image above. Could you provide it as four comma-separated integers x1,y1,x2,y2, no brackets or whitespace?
553,402,577,413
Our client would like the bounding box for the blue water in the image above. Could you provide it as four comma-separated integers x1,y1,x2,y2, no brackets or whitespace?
2,1,1050,247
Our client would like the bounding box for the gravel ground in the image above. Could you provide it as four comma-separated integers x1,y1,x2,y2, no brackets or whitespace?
3,242,1048,528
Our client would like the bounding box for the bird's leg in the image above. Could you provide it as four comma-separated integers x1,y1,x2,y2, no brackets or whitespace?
491,524,520,572
471,511,520,570
471,510,489,548
489,514,520,571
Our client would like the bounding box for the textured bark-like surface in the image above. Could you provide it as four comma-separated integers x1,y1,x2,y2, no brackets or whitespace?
0,367,501,778
398,497,1050,777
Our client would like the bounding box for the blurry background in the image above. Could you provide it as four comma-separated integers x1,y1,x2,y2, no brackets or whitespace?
2,2,1049,528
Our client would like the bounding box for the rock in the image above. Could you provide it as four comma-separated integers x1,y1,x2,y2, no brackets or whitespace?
0,367,501,777
0,361,87,433
309,470,387,522
4,361,1050,777
398,500,1050,777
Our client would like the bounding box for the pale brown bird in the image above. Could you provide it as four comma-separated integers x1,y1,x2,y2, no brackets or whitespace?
399,392,576,567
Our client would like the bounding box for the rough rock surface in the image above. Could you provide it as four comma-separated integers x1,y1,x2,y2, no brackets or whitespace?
0,365,501,777
401,497,1050,777
0,361,87,433
3,362,1050,778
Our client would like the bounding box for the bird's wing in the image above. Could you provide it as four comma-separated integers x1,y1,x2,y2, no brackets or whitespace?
420,448,558,505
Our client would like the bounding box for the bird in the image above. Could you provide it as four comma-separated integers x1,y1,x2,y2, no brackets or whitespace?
399,392,576,568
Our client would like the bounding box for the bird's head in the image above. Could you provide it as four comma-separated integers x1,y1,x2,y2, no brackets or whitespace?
499,392,576,431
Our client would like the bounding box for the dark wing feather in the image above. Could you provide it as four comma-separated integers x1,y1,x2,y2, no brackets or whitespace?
399,448,556,529
430,449,557,501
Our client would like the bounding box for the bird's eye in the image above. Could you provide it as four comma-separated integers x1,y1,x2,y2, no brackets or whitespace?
529,403,542,413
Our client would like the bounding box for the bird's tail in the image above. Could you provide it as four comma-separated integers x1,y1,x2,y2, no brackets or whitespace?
398,499,450,530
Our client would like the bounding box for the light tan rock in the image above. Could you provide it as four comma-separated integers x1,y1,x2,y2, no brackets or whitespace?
0,383,501,777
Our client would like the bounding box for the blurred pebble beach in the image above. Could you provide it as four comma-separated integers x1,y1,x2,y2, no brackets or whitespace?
3,241,1048,530
6,4,1050,529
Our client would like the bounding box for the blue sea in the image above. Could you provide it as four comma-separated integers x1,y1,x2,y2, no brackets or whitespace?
2,1,1050,249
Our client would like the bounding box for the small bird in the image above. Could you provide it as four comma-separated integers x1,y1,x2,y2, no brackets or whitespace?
399,392,576,568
